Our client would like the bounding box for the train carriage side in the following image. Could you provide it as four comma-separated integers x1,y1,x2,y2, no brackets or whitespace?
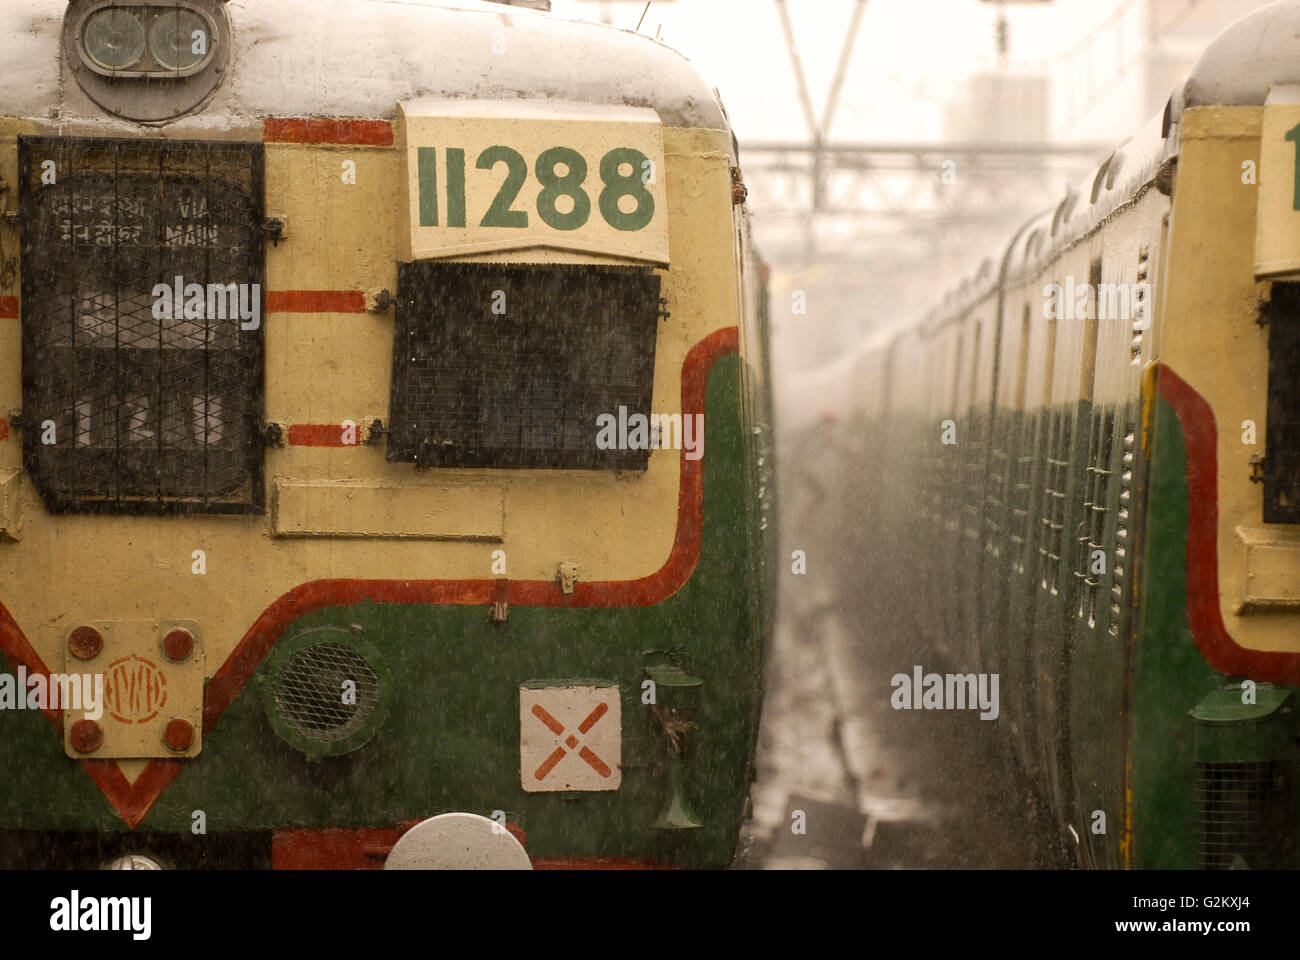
995,115,1171,868
846,0,1300,873
956,272,1001,677
912,284,996,666
983,216,1056,782
973,0,1300,869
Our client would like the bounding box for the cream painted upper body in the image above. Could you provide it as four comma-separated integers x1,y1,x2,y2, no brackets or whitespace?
0,116,741,675
1164,104,1300,647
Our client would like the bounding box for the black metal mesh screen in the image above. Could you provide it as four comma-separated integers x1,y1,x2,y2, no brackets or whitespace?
1265,282,1300,523
1194,760,1292,868
388,262,661,469
19,136,264,514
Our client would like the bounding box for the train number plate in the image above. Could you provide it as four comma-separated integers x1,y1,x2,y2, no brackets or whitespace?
399,99,669,265
1256,84,1300,277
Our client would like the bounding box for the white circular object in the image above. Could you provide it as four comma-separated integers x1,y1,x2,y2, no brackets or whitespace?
104,854,163,870
384,813,533,870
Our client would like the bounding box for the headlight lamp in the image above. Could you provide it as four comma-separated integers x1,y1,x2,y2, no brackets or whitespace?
73,3,218,79
147,9,211,72
63,0,232,122
82,8,147,72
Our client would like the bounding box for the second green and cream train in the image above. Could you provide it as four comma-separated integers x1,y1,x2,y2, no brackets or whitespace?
847,0,1300,869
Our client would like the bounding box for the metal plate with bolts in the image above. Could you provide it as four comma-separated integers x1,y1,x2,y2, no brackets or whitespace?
60,619,205,760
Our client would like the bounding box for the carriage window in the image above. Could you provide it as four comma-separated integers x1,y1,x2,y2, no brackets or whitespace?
387,262,661,470
1263,282,1300,523
19,136,265,514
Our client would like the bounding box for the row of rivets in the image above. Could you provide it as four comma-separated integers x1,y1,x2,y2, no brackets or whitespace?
69,717,194,754
66,625,195,662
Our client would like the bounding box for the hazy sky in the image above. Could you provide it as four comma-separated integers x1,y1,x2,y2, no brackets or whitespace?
548,0,1163,144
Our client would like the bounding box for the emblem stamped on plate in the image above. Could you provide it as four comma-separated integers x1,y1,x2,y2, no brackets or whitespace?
103,656,169,724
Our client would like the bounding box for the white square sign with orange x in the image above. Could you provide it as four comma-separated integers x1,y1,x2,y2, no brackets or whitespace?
519,685,622,792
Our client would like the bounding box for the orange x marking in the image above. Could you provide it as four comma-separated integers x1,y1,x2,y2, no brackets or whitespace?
531,702,612,780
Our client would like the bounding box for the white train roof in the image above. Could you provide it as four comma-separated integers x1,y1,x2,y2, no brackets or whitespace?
0,0,729,131
1184,0,1300,107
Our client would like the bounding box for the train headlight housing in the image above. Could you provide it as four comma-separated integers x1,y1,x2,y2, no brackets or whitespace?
73,3,218,78
82,9,147,72
63,0,231,122
147,9,213,72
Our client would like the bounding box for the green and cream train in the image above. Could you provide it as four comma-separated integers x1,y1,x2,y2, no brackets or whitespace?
849,1,1300,869
0,0,775,868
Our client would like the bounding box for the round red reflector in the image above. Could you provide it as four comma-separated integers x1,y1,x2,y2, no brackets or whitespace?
68,626,103,661
163,718,194,752
71,720,104,754
162,628,195,662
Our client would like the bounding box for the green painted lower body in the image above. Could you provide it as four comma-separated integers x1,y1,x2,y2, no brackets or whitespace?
0,353,771,868
1129,394,1298,868
872,388,1300,869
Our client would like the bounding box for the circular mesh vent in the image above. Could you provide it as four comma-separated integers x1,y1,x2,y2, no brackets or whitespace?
271,641,380,744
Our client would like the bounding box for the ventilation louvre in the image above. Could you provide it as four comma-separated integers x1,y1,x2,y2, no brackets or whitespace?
262,629,391,759
1191,685,1296,870
273,642,380,744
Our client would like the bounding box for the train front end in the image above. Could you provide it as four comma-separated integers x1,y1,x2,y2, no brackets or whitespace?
0,0,774,869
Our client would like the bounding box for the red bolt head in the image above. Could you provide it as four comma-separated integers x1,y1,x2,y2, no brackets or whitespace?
162,628,195,662
163,718,194,752
70,719,103,753
68,625,103,661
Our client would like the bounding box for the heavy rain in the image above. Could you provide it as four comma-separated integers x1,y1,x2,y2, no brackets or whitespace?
0,0,1294,936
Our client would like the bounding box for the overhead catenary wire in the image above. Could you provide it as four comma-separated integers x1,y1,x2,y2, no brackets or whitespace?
1062,0,1201,128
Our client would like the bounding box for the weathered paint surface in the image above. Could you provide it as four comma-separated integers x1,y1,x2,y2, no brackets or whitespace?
0,124,740,732
0,2,775,867
1130,383,1223,868
0,347,764,867
1162,105,1300,660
